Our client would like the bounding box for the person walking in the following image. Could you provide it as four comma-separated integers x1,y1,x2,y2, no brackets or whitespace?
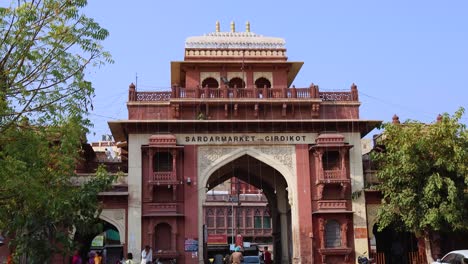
72,250,82,264
263,246,272,264
94,251,102,264
125,253,135,264
229,246,243,264
141,245,153,264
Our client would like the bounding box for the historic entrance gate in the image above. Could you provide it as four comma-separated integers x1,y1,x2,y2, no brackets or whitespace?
108,22,379,263
200,148,295,263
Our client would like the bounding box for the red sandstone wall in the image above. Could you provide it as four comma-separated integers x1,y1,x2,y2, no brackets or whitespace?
295,144,314,263
183,145,199,264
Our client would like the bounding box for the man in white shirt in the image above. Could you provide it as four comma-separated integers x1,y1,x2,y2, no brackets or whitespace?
141,245,152,264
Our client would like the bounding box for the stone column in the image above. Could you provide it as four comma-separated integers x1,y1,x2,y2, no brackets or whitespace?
347,133,369,259
147,149,154,202
128,134,151,260
277,187,290,264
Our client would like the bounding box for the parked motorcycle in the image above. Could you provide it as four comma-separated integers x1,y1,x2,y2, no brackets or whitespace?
357,252,375,264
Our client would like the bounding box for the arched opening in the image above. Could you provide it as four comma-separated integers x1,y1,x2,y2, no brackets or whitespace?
229,77,245,88
325,220,341,248
322,151,340,170
73,220,124,264
372,224,419,264
202,154,291,264
155,223,172,251
255,77,271,88
202,77,219,88
153,152,173,172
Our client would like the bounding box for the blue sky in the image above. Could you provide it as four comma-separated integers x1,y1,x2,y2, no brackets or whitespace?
83,0,468,141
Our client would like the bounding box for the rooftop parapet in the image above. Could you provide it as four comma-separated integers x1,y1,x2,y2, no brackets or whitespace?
128,83,360,102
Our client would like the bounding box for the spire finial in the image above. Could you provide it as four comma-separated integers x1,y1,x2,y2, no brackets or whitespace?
216,21,220,32
230,21,235,32
392,114,400,124
246,21,250,32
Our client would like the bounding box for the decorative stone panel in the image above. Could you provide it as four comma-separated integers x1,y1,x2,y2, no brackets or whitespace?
200,72,220,86
198,145,294,175
318,200,347,211
227,72,244,81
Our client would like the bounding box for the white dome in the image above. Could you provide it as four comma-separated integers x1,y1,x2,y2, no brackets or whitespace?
185,31,286,49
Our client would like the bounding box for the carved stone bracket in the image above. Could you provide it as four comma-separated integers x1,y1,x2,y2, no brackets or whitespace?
234,104,238,117
340,182,349,199
172,104,180,118
311,103,320,118
318,248,352,264
317,184,324,200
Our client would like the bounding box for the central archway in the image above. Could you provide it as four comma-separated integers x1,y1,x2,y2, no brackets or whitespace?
198,147,299,264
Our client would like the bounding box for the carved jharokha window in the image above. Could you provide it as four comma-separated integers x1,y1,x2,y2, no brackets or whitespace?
227,208,233,228
153,152,172,172
322,151,340,170
216,208,225,228
325,220,341,248
254,209,271,229
263,209,271,229
206,208,215,228
255,77,271,88
155,223,172,250
202,77,219,88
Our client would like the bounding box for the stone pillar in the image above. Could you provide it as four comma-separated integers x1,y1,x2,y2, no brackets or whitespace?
295,145,313,263
347,133,369,259
128,134,151,260
277,187,290,264
147,149,154,202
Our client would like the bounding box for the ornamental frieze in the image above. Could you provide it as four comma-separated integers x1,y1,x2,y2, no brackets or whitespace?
198,145,295,176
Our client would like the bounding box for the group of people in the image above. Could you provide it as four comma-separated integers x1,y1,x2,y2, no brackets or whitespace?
71,249,104,264
123,245,154,264
72,245,154,264
211,246,272,264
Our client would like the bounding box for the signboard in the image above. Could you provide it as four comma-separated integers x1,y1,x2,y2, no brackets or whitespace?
91,235,104,247
207,234,227,245
184,238,198,252
235,234,243,247
176,133,317,145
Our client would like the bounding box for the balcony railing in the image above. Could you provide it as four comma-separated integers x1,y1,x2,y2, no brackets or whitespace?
317,169,349,184
128,84,359,102
317,200,347,211
149,171,178,184
206,227,272,237
143,202,182,216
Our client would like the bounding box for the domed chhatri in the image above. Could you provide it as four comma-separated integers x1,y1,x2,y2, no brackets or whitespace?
184,21,287,60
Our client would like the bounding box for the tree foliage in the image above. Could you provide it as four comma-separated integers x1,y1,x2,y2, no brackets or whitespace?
0,0,114,262
372,107,468,259
0,0,112,132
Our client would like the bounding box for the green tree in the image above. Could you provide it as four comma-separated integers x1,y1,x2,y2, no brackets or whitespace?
373,107,468,263
0,0,114,262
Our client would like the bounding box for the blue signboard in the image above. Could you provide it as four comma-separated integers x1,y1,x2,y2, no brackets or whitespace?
184,238,198,252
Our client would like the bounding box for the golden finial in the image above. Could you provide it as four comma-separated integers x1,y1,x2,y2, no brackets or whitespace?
246,21,250,32
216,21,220,32
230,21,235,32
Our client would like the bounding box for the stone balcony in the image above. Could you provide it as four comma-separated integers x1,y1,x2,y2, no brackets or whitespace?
317,169,350,185
149,171,180,185
317,200,347,211
129,85,359,102
142,202,183,216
